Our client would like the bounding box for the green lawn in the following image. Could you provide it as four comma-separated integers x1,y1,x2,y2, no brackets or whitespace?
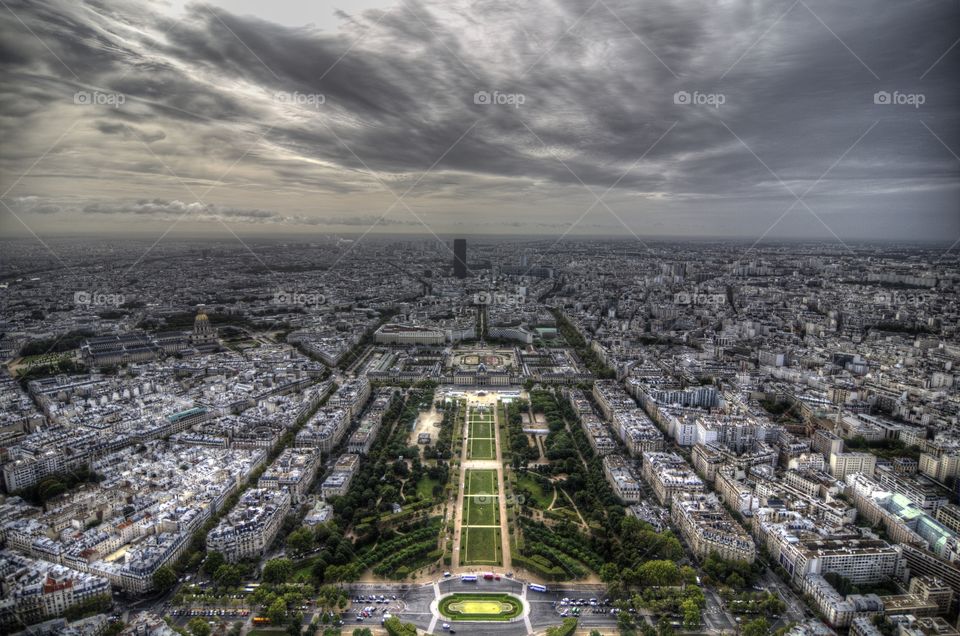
438,593,524,621
461,527,502,565
464,495,499,526
516,474,554,509
470,420,493,438
415,475,440,500
466,469,497,495
470,438,495,459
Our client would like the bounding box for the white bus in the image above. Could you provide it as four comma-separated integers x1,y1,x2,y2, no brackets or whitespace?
461,574,478,582
528,583,548,593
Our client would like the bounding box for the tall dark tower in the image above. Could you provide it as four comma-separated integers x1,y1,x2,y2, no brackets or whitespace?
453,238,467,278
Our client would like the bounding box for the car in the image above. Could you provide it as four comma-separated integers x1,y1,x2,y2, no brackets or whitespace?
443,572,452,578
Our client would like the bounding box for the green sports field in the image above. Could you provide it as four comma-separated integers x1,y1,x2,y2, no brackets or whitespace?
466,469,497,495
460,526,502,565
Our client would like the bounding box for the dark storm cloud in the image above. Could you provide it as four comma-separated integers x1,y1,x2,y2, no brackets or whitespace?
82,199,281,222
0,0,957,239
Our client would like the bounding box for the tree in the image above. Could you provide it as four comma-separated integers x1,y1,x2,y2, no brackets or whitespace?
187,618,212,636
287,612,304,636
152,565,177,591
636,560,680,587
383,616,418,636
203,551,225,576
681,598,701,628
656,616,674,636
287,527,315,555
742,618,770,636
214,564,242,588
267,597,288,625
545,618,578,636
353,630,374,636
263,558,294,584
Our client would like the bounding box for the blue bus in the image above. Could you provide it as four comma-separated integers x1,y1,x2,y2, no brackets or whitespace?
461,574,478,582
528,583,547,593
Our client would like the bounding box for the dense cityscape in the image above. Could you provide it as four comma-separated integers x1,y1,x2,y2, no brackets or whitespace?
0,237,956,636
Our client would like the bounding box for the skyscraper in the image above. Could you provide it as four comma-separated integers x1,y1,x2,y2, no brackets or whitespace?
453,238,467,278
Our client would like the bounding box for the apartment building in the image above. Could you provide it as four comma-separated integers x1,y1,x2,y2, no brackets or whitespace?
602,454,642,503
320,453,361,499
829,452,877,480
671,492,756,563
206,489,291,563
641,451,705,506
257,448,321,504
295,407,350,453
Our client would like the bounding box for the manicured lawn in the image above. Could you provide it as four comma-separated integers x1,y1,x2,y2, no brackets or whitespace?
466,469,497,495
464,495,499,526
470,420,493,438
469,438,495,459
438,593,523,621
461,527,502,565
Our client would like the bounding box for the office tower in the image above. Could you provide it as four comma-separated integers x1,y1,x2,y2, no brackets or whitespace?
453,238,467,278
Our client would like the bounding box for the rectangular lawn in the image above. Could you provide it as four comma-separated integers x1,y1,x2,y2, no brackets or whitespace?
462,527,502,565
469,420,493,438
469,438,495,459
466,469,497,495
464,495,499,526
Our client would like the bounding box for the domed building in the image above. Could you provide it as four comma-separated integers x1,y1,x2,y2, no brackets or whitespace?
189,306,220,350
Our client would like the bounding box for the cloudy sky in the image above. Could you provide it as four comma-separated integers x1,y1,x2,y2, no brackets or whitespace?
0,0,957,242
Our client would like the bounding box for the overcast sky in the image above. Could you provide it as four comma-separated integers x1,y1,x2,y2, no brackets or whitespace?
0,0,957,243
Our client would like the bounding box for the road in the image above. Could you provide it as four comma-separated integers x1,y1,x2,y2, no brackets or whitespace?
345,578,619,635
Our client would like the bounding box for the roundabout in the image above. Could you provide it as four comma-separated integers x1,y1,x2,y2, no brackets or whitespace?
436,592,525,622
